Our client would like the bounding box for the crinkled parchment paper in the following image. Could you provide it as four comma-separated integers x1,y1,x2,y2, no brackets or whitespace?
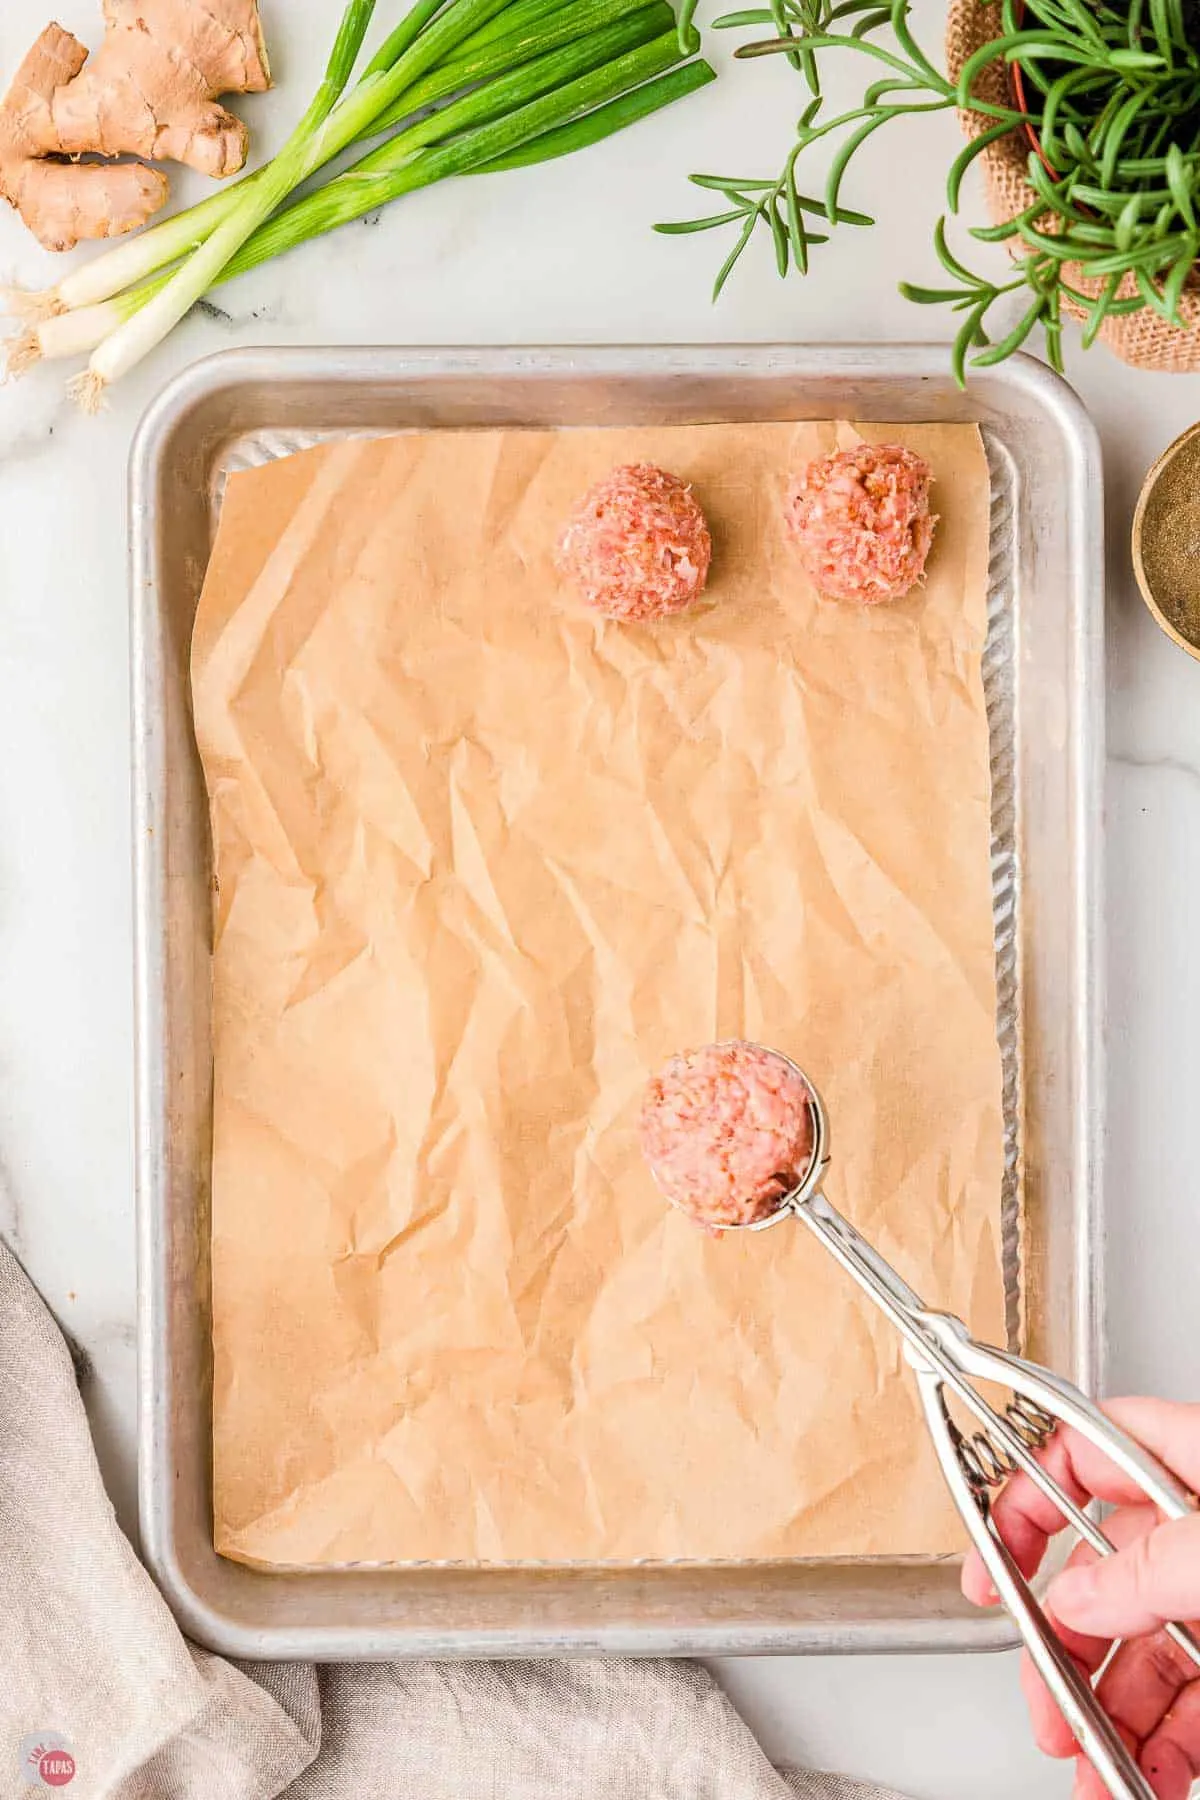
193,419,1001,1569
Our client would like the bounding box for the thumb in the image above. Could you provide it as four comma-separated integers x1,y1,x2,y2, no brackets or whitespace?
1047,1515,1200,1638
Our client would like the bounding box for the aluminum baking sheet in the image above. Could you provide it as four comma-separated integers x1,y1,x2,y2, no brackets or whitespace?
131,344,1104,1659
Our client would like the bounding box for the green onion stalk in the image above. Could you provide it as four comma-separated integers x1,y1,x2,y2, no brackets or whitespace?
5,0,464,317
20,29,710,375
4,0,713,403
68,0,527,406
64,0,375,406
377,0,657,124
9,0,610,320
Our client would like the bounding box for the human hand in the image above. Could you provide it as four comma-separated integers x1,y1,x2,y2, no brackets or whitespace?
962,1396,1200,1800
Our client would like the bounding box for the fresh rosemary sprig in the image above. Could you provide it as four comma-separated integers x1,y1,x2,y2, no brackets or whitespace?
659,0,1200,376
653,136,873,291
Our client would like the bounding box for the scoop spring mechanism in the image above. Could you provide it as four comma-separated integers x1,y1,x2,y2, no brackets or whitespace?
713,1056,1200,1800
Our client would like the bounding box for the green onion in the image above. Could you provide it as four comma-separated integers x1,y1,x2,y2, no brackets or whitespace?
478,55,714,167
216,32,700,276
46,0,453,312
9,290,149,372
444,0,568,58
447,0,611,54
74,0,384,405
378,0,658,122
339,7,680,172
61,0,513,331
20,27,713,373
40,0,653,316
357,0,450,78
74,0,563,400
376,0,666,126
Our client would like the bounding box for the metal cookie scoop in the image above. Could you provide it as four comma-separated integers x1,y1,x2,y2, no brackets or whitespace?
666,1055,1200,1800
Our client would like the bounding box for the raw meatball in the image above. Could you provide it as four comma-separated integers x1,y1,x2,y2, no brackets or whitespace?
640,1041,815,1230
786,442,935,604
557,462,712,622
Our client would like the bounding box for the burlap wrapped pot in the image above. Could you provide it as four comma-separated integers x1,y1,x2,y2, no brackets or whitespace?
945,0,1200,370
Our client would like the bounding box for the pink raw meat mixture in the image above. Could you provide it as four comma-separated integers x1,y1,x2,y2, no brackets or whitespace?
640,1041,815,1230
557,462,712,622
786,441,935,604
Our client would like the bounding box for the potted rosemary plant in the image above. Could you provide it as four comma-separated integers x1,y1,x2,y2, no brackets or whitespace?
659,0,1200,375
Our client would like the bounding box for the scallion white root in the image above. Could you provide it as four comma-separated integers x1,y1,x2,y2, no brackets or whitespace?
55,182,248,311
66,369,107,414
3,332,41,378
0,284,63,322
5,296,134,376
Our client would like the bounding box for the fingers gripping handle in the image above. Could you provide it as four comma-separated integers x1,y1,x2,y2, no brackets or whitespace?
913,1319,1200,1674
915,1365,1159,1800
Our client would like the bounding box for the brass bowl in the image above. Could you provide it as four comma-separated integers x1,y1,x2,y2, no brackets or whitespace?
1132,421,1200,663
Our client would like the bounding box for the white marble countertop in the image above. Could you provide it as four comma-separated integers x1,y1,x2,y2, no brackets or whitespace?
3,2,1200,1794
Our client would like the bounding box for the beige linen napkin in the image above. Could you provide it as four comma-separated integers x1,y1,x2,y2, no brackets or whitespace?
0,1236,916,1800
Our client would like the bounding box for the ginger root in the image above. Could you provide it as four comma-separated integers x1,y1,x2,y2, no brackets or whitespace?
0,0,270,252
